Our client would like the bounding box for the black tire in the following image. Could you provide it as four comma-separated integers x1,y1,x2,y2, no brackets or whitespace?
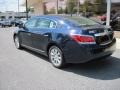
14,35,22,49
49,46,65,68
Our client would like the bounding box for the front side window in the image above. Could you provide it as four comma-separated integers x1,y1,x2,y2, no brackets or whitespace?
25,19,37,28
36,18,56,29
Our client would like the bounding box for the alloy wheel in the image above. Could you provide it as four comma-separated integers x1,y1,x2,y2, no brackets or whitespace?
49,46,64,68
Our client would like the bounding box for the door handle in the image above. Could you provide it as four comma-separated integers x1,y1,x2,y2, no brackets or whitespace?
43,34,49,37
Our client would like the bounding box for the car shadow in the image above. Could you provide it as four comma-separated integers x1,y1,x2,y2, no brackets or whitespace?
63,56,120,80
22,48,120,80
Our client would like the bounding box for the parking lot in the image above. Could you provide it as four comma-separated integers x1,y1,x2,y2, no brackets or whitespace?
0,27,120,90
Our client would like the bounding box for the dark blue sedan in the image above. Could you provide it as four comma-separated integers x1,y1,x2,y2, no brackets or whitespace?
13,16,116,68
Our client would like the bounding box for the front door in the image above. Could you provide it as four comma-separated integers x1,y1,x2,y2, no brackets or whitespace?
20,18,37,47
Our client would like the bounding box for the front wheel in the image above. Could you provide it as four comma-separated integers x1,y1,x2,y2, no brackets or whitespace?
14,36,22,49
49,46,65,68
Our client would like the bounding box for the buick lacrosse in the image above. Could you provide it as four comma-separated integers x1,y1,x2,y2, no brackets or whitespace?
13,16,116,68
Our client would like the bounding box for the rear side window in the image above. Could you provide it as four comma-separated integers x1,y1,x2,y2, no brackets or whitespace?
36,18,56,29
49,21,56,28
25,19,37,28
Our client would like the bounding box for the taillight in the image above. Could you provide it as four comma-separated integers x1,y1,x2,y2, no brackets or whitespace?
71,34,96,44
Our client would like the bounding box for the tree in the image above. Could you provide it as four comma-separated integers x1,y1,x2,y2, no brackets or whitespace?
64,7,68,14
83,0,92,12
66,0,78,14
94,0,106,14
58,7,64,14
79,0,94,17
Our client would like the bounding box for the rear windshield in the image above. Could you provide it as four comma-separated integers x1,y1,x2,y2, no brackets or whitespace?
63,16,98,26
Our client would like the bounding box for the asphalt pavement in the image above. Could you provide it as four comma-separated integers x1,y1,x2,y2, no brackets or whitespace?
0,27,120,90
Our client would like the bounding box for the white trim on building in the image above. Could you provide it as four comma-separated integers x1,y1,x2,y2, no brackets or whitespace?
0,11,32,19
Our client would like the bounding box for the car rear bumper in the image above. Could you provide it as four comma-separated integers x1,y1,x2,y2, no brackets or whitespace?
63,38,116,63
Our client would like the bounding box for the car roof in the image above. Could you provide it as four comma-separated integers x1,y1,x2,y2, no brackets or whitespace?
31,15,64,21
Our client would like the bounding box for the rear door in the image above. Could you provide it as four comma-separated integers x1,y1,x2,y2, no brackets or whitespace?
31,18,57,52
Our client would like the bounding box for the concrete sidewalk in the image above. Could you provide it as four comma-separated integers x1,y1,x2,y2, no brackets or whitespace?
116,38,120,49
115,31,120,38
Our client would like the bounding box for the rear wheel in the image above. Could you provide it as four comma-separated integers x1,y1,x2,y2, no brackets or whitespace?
49,46,65,68
14,35,22,49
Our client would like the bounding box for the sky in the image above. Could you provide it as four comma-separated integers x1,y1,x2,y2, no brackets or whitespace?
0,0,120,12
0,0,25,12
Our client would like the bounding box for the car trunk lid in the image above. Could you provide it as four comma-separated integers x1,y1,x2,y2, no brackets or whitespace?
80,25,114,45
